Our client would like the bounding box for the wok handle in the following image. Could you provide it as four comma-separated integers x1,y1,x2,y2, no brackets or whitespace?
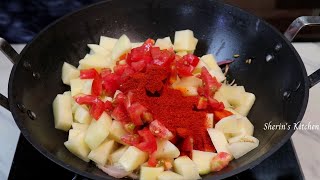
284,16,320,88
0,38,19,110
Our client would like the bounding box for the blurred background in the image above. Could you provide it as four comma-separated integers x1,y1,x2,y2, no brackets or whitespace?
0,0,320,43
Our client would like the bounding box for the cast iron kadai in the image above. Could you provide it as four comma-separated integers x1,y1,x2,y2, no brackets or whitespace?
1,0,320,179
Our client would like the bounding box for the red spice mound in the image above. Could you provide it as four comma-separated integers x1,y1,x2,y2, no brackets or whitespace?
120,65,215,151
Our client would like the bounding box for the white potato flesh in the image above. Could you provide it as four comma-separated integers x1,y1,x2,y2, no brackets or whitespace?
68,129,82,141
70,78,93,96
236,117,254,136
176,51,188,57
118,146,148,171
200,54,226,82
88,140,115,165
174,29,198,51
192,150,217,175
207,128,231,154
214,90,231,108
61,62,80,85
71,123,89,131
218,85,245,106
64,131,90,162
88,44,111,56
172,76,202,87
173,156,201,180
99,36,118,51
215,115,242,134
53,94,73,131
234,92,256,116
140,166,164,180
109,146,129,164
227,135,259,159
206,113,214,128
131,42,143,48
79,54,112,70
155,37,173,50
108,120,128,144
111,34,131,61
154,140,180,159
157,171,184,180
85,112,113,150
74,105,91,124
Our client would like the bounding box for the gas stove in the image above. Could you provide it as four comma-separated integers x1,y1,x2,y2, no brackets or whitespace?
9,135,304,180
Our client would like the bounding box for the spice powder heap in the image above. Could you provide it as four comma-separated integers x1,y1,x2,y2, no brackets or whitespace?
120,65,215,151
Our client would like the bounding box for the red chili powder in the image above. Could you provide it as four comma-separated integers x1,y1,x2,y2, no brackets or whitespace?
120,65,215,151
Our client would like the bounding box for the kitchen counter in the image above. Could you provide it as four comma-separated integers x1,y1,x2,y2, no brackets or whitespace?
0,43,319,180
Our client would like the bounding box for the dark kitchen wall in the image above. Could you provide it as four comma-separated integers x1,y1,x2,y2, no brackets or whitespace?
0,0,319,43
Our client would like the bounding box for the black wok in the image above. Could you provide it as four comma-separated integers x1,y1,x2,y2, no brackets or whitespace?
1,0,320,179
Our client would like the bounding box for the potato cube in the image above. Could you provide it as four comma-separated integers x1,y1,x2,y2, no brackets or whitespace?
64,132,90,162
174,30,198,51
111,34,131,61
68,129,82,141
192,150,217,175
200,54,225,82
72,123,89,131
109,120,128,144
88,140,115,165
99,36,118,51
118,146,148,171
79,54,112,71
85,112,112,150
157,171,184,180
155,37,173,50
74,105,91,124
207,128,231,154
154,140,180,159
61,62,80,85
140,166,164,180
53,94,73,131
70,78,93,96
173,156,201,179
88,44,110,56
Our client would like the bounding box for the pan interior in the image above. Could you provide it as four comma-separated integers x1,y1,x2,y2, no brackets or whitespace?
9,0,308,179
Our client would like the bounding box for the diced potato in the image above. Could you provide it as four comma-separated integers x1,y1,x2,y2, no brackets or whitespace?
140,166,164,180
234,92,256,116
131,42,143,48
68,129,82,141
61,62,80,85
74,105,91,124
176,51,188,57
70,78,93,96
193,60,208,75
192,150,217,175
214,90,231,108
109,146,129,164
157,171,184,180
53,94,73,131
236,117,254,136
200,54,225,82
174,30,198,52
111,34,131,61
88,140,115,165
218,85,245,106
99,36,118,51
215,115,241,134
72,123,89,131
173,156,201,180
79,54,112,70
207,128,231,154
72,102,81,114
155,37,173,50
64,131,90,162
109,120,128,144
85,112,113,150
172,76,202,88
227,135,259,159
206,113,214,128
118,146,148,171
154,140,180,159
88,44,111,56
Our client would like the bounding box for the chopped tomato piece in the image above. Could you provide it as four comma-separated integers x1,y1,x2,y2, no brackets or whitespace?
211,152,232,172
80,68,98,79
121,134,141,146
127,102,148,126
131,60,147,72
208,97,225,111
180,136,194,152
169,63,178,84
113,92,126,106
200,67,221,97
176,128,190,138
149,120,174,140
148,153,157,167
136,128,157,154
127,39,154,64
114,64,130,76
111,104,130,123
91,75,102,96
124,122,136,134
100,68,112,79
213,109,233,122
104,101,114,115
176,54,200,77
75,95,97,105
150,47,175,67
142,112,153,123
197,96,208,110
89,99,104,120
102,74,120,96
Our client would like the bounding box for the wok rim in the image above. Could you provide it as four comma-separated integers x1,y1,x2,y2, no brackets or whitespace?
8,0,309,179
